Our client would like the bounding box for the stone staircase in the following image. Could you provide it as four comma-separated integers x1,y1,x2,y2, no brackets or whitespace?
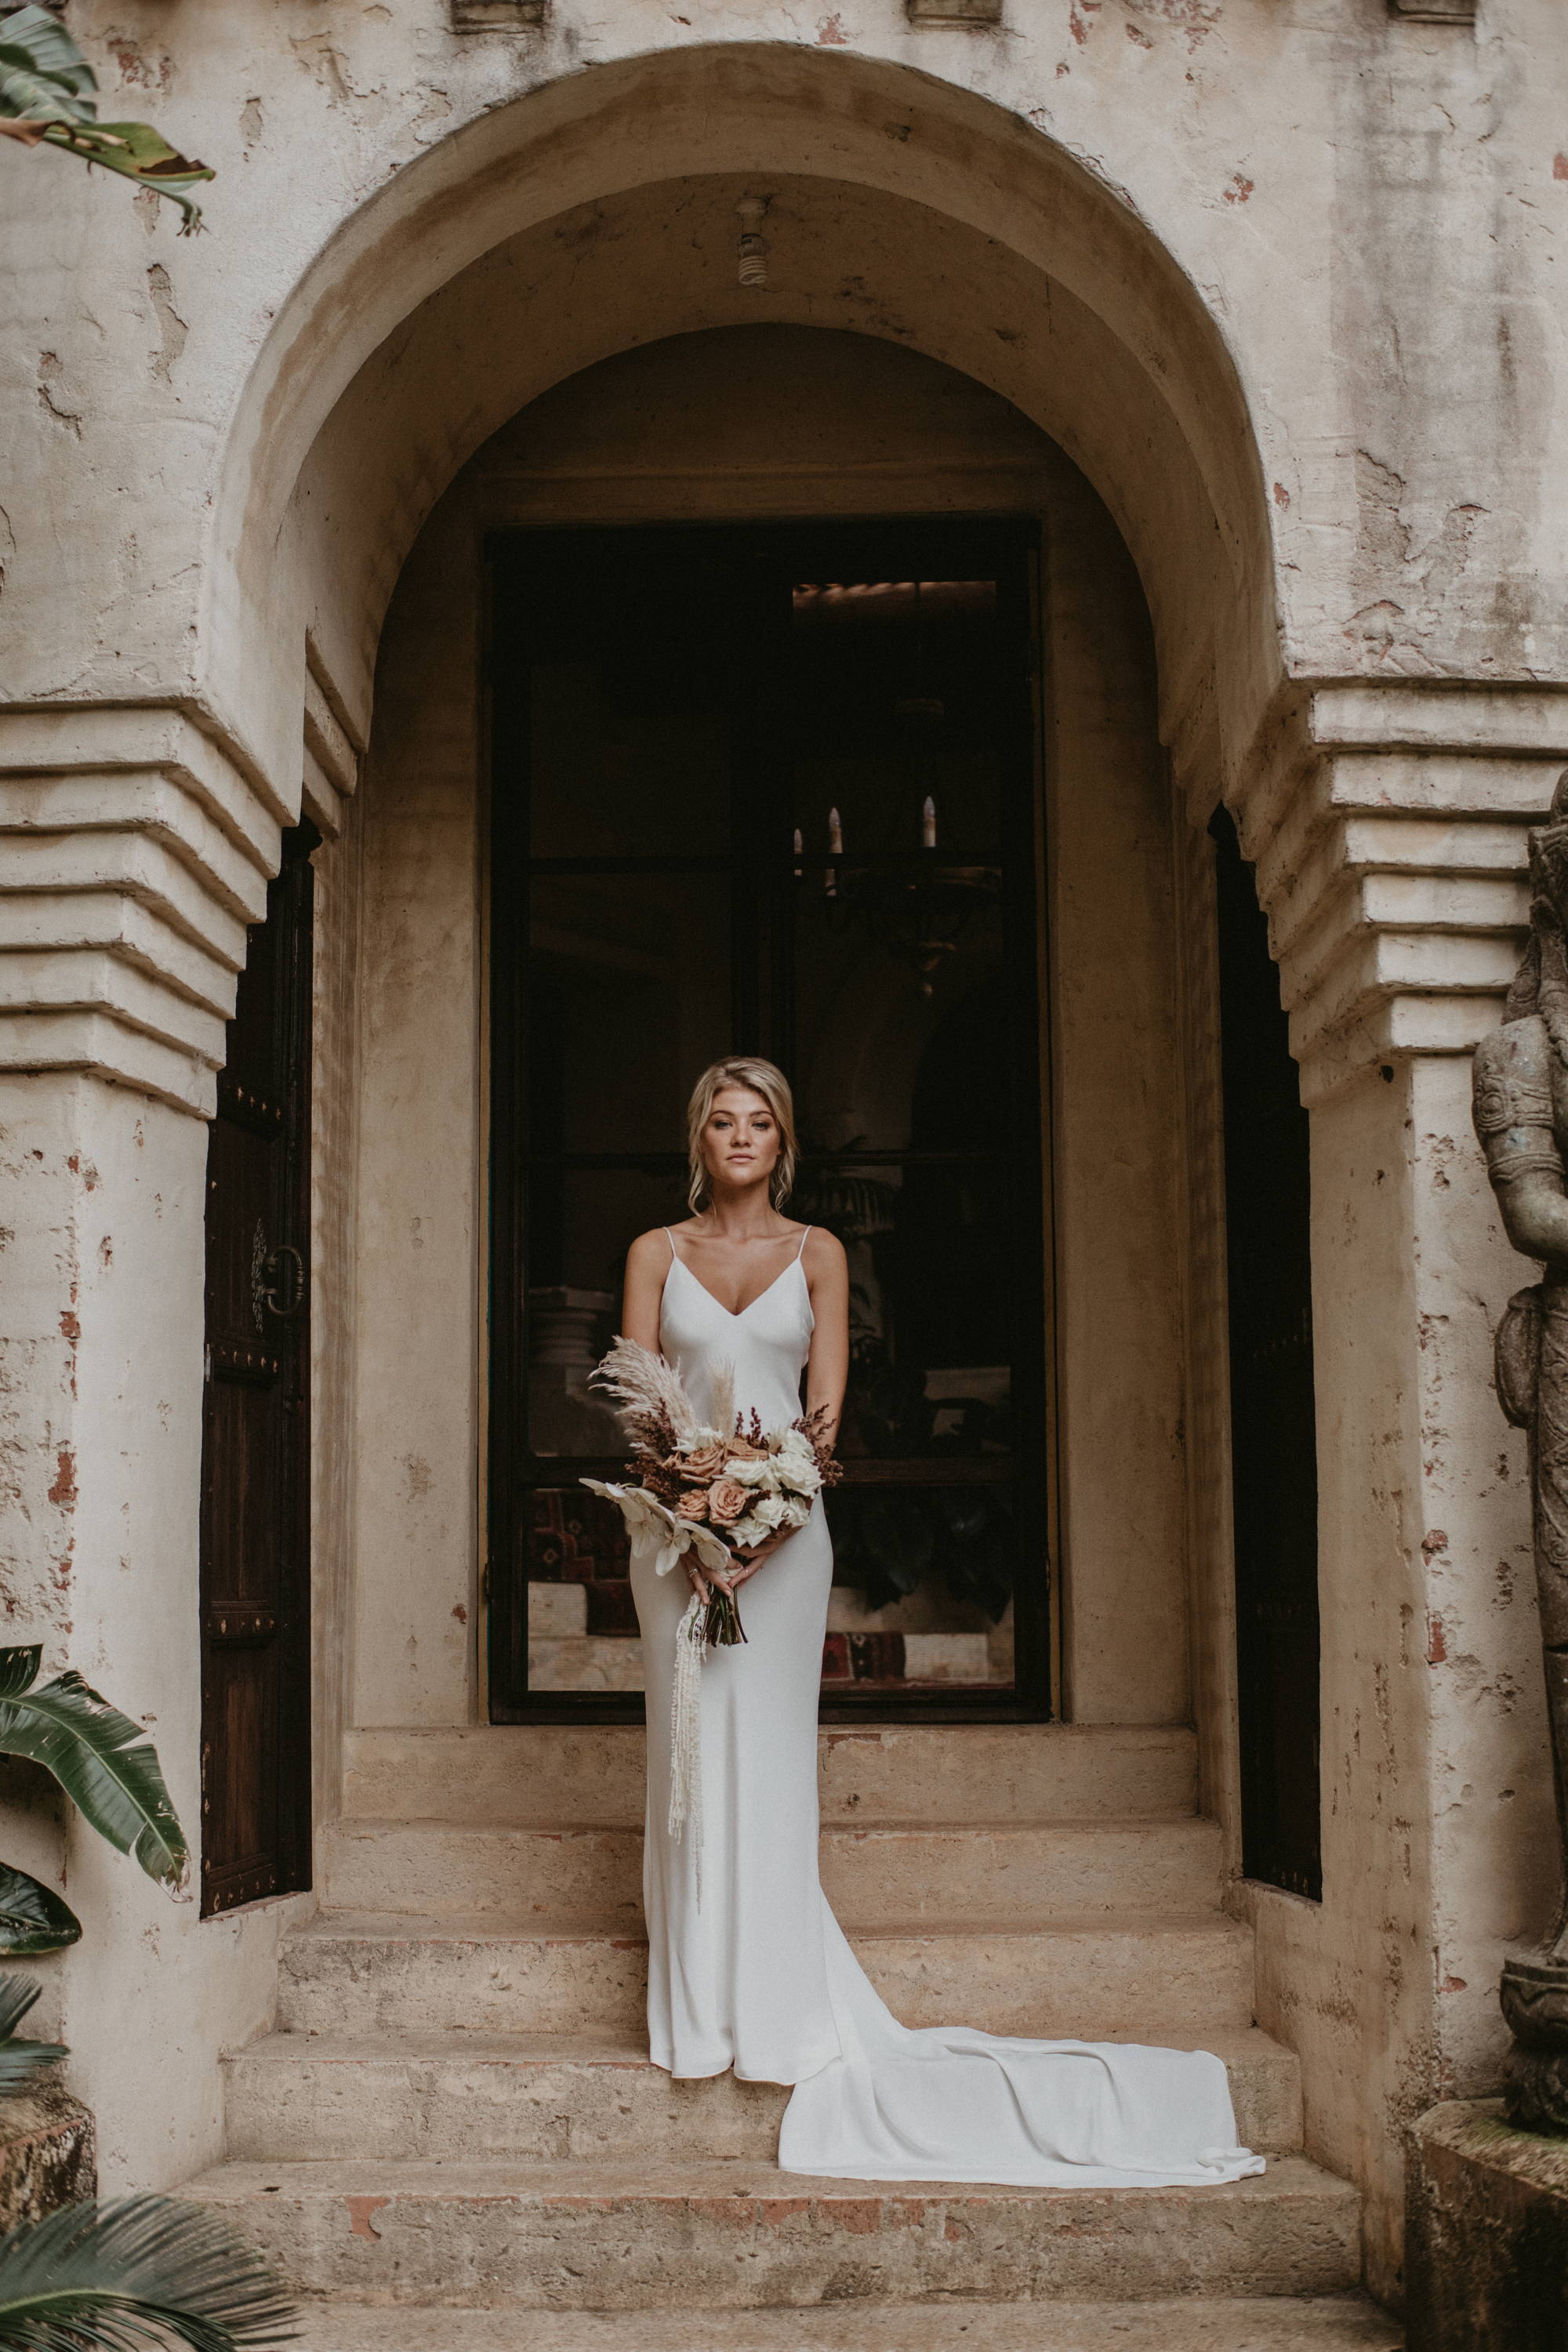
183,1725,1403,2349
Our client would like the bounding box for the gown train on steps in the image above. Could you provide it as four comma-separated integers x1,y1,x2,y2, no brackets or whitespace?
629,1229,1264,2188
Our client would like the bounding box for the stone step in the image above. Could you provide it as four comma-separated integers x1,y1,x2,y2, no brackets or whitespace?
320,1817,1223,1927
224,2024,1301,2162
183,2154,1361,2307
291,2296,1404,2351
343,1722,1199,1828
278,1913,1257,2038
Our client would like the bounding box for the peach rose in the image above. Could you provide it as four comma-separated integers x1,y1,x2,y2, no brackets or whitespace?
725,1436,768,1461
680,1443,727,1482
708,1477,748,1526
675,1489,710,1522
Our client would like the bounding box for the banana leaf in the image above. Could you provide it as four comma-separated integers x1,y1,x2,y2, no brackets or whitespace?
40,120,214,230
0,6,96,121
0,1650,42,1700
0,2196,298,2352
0,1652,187,1893
0,1864,82,1957
0,7,212,230
0,1976,66,2096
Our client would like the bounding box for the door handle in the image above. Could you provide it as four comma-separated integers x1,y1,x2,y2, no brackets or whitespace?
261,1243,307,1319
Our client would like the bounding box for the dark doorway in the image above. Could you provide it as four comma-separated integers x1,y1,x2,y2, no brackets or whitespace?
1210,806,1323,1900
488,517,1050,1722
198,821,316,1915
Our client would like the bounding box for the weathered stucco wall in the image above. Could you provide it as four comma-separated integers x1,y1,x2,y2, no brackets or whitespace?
0,1076,301,2188
1249,1052,1557,2296
1045,455,1188,1724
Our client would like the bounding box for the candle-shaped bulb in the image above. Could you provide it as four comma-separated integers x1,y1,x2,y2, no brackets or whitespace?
793,827,804,856
922,795,937,849
828,807,844,855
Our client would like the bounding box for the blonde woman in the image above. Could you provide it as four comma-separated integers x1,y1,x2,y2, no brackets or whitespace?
621,1058,848,2086
619,1056,1260,2188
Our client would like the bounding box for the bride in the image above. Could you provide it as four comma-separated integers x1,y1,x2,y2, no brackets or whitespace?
619,1053,1262,2188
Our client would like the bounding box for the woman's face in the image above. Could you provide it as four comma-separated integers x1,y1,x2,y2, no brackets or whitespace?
702,1087,782,1198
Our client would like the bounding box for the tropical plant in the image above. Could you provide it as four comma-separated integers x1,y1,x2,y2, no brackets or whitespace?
0,1646,188,1957
0,2195,297,2352
0,1977,65,2099
0,1871,80,1962
0,6,212,232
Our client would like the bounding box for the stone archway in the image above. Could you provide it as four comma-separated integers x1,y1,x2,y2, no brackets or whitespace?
207,44,1279,810
232,59,1286,1915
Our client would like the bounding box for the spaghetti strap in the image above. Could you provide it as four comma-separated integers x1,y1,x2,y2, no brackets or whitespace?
794,1225,811,1263
665,1228,680,1263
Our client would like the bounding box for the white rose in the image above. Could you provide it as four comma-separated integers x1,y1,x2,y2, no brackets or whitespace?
753,1494,789,1530
727,1456,771,1488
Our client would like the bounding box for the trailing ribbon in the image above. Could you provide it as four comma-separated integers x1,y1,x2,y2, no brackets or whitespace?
669,1591,708,1906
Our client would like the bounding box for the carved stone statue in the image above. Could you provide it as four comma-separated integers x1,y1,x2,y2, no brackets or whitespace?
1473,768,1568,2135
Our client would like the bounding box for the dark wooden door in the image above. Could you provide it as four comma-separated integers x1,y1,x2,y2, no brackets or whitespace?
1211,807,1322,1900
198,821,316,1915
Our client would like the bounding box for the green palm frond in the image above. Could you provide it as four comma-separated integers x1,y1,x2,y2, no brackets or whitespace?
39,120,214,229
0,6,96,122
0,1975,66,2096
0,1865,82,1959
0,6,213,230
0,1652,187,1894
0,1977,43,2042
0,2197,298,2352
0,1652,43,1702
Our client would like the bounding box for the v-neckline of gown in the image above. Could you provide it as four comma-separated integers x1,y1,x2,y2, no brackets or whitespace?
670,1249,801,1324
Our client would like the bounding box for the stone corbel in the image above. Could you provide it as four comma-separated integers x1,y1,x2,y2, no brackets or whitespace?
1388,0,1475,20
1225,683,1568,1108
0,638,361,1115
0,707,285,1118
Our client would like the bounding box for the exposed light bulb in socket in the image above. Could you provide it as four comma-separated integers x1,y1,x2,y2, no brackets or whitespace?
737,197,768,289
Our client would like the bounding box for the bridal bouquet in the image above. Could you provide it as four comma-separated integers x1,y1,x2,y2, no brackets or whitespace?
583,1338,840,1648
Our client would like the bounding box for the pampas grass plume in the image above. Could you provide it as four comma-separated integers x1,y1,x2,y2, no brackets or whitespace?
592,1337,703,1446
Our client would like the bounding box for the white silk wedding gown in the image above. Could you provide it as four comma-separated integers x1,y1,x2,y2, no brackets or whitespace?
629,1229,1264,2188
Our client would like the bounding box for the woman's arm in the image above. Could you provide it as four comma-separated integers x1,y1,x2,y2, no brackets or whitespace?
802,1226,850,1446
620,1229,719,1602
621,1228,671,1353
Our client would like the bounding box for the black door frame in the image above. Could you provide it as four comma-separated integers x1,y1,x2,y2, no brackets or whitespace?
484,515,1054,1725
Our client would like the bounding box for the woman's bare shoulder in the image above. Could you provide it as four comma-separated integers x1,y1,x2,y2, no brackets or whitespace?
626,1226,677,1271
800,1225,848,1275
